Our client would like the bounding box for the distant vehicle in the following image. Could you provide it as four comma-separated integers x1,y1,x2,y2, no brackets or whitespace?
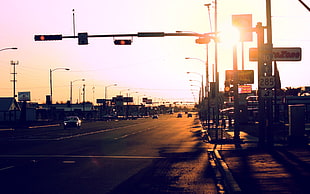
63,116,82,129
152,115,159,119
177,113,182,118
187,113,193,117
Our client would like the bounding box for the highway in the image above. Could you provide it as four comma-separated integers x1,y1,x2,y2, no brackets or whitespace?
0,114,217,194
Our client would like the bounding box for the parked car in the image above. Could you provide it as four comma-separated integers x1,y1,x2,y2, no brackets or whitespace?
177,113,182,118
187,113,193,117
63,116,82,129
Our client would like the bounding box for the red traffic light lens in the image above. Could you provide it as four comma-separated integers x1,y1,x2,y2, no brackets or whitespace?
114,39,132,45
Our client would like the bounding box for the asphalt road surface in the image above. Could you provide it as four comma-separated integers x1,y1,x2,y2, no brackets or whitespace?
0,114,217,194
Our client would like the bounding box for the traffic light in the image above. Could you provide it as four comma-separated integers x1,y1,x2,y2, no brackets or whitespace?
78,33,88,45
224,80,231,97
224,80,231,90
34,35,62,41
195,37,210,44
114,39,132,45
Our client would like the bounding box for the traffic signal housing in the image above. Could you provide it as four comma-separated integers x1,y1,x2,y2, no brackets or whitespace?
224,80,231,97
34,35,62,41
114,39,132,45
195,37,210,44
78,33,88,45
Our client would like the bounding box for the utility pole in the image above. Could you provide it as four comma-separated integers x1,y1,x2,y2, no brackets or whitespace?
83,84,86,112
256,22,266,146
266,0,274,147
11,61,19,99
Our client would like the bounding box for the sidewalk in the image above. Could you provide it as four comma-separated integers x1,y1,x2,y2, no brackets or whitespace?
205,124,310,194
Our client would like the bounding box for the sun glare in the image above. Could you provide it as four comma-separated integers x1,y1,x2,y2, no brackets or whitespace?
218,25,240,46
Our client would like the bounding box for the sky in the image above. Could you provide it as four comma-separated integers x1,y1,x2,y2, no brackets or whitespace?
0,0,309,104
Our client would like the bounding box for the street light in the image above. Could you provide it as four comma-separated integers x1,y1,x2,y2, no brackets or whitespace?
50,68,70,104
187,71,204,99
105,83,117,99
70,79,85,104
0,47,17,52
190,84,202,103
185,57,209,97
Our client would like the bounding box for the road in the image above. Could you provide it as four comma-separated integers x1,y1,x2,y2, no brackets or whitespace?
0,114,217,194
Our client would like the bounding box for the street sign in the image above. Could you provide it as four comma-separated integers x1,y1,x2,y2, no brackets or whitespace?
261,89,274,98
259,76,275,89
249,47,302,61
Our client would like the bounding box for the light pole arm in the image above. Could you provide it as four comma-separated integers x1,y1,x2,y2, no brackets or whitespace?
0,47,17,52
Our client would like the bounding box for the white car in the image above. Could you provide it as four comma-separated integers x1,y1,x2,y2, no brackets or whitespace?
63,116,82,129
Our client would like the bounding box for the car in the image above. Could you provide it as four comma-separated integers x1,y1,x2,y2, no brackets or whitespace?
63,116,82,129
152,115,159,119
177,113,182,118
187,113,193,117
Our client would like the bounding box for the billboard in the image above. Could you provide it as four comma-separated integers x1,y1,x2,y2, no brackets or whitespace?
238,85,252,94
123,97,133,103
18,91,31,101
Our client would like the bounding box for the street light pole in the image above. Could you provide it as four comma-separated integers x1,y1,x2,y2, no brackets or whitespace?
70,79,85,104
185,57,209,97
187,71,204,100
50,67,70,104
105,84,117,99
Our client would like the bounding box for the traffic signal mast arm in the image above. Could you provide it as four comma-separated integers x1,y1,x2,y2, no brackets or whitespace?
35,32,216,43
62,32,214,38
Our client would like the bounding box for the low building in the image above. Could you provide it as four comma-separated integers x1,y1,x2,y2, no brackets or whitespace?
0,97,21,122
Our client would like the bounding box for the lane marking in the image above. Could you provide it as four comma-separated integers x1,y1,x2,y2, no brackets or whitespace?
28,124,60,129
0,166,15,171
113,128,153,140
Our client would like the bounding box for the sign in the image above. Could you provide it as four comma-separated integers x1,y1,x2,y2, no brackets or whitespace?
261,89,274,98
225,70,254,84
249,47,302,61
238,85,252,94
18,91,31,101
259,76,275,89
123,97,133,103
112,95,124,106
232,14,253,42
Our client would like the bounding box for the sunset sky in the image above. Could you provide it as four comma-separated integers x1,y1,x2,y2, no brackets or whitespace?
0,0,309,104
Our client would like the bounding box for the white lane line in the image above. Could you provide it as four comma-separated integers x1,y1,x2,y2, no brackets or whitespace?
28,124,60,129
114,127,153,140
0,166,15,171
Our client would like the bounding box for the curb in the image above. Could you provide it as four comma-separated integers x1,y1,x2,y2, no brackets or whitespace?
213,149,242,194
